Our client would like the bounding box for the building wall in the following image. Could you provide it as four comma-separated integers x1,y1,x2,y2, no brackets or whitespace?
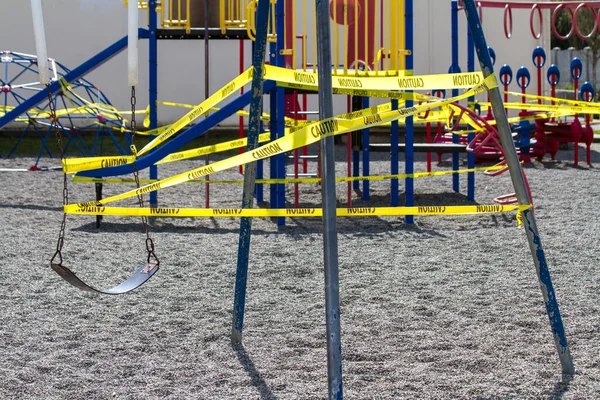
0,0,548,127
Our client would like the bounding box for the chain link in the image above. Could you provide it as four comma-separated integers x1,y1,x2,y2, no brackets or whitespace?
130,86,159,266
49,84,68,266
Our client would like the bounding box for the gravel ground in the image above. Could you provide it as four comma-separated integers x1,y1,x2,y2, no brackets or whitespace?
0,142,598,399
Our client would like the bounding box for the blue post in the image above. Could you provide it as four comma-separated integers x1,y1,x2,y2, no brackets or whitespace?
462,0,575,376
390,98,399,206
405,0,414,224
269,77,277,209
256,119,264,203
149,1,158,207
450,0,460,194
275,0,286,226
361,96,370,200
231,0,272,344
352,97,360,191
254,40,264,204
466,13,475,202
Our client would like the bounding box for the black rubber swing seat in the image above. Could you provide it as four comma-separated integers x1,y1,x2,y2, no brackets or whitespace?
51,262,159,295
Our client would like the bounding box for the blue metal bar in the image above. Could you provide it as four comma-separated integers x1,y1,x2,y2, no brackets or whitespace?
79,85,273,177
275,0,286,226
269,80,277,208
462,0,575,376
466,9,475,201
231,0,271,344
390,99,399,206
0,29,149,131
361,97,370,200
256,119,264,203
149,1,158,207
405,0,414,224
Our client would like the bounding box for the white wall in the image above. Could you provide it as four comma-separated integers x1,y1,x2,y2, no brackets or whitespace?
0,0,549,127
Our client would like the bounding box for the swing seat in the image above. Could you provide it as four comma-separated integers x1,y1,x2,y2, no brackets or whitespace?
51,262,159,295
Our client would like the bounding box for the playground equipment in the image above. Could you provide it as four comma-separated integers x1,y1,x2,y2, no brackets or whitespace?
492,49,597,166
0,51,129,164
3,0,582,397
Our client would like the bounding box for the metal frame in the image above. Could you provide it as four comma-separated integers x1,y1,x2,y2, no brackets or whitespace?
461,0,574,376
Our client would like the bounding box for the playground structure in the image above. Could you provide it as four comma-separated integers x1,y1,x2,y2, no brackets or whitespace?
432,45,597,169
0,51,130,164
2,0,594,397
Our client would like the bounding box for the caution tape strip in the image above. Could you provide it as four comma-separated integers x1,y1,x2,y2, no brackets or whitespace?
505,91,600,109
264,65,486,92
65,204,531,218
72,164,508,185
64,99,450,173
136,67,254,156
68,74,497,210
482,100,600,115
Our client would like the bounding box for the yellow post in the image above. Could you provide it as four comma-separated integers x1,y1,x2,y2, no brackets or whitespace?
398,0,405,71
303,0,307,71
353,0,358,73
292,0,297,69
333,0,339,75
364,0,368,74
389,0,397,71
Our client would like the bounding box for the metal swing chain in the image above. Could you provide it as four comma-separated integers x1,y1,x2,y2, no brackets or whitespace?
48,84,68,266
129,86,159,266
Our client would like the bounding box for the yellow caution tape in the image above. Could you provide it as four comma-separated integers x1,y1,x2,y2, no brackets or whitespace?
66,74,497,210
505,91,600,109
264,65,486,92
482,100,600,116
71,164,509,185
155,132,272,165
65,204,531,218
136,67,254,156
64,98,451,174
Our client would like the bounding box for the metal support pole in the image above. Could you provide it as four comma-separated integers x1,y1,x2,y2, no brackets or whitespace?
390,98,399,207
405,0,414,224
275,0,286,226
462,0,574,376
231,0,271,344
361,96,370,201
315,0,343,397
149,1,158,208
450,0,460,194
204,0,210,208
466,13,475,202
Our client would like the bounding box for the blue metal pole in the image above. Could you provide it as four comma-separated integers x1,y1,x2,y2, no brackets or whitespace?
149,1,158,207
351,96,360,191
405,0,414,224
390,98,399,207
451,0,460,194
275,0,286,226
466,11,475,202
361,96,370,200
269,74,277,209
231,0,272,344
462,0,575,376
0,29,149,130
255,40,264,204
